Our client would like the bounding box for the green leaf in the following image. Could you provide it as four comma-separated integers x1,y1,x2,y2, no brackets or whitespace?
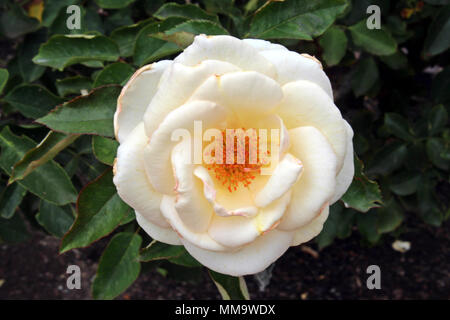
428,105,448,136
0,127,77,205
389,171,421,196
93,62,135,87
0,183,27,219
349,19,397,56
33,35,119,71
37,85,121,137
155,3,219,22
384,113,415,141
426,138,449,170
110,19,154,57
379,51,408,70
417,174,443,227
48,5,103,36
160,20,229,48
94,0,137,9
3,84,64,119
339,0,389,25
432,67,450,103
139,240,185,262
56,76,93,97
165,19,229,36
319,26,347,66
92,136,118,166
351,57,379,97
92,232,142,300
18,30,47,83
0,69,8,94
42,0,80,27
367,142,408,175
376,199,403,234
200,0,234,14
249,0,349,40
168,251,202,267
0,3,40,39
60,169,131,253
356,210,381,245
0,213,30,244
104,8,134,34
342,155,382,212
315,202,340,249
120,210,136,225
36,201,74,238
10,131,79,183
208,270,250,300
424,5,450,56
133,18,186,66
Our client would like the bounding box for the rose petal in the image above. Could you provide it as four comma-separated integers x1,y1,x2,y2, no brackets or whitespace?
330,121,355,204
256,190,292,232
260,50,332,96
193,166,258,218
115,60,171,143
143,100,227,194
135,211,181,245
171,142,213,232
254,153,303,208
160,195,227,251
144,59,240,137
278,80,347,171
182,229,294,276
291,204,329,246
188,71,283,124
113,122,168,227
175,35,276,79
278,126,337,231
208,215,259,248
243,38,288,52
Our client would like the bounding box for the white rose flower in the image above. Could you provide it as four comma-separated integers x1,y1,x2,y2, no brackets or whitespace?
113,35,354,276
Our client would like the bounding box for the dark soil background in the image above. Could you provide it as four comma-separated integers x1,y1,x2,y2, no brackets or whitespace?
1,217,448,300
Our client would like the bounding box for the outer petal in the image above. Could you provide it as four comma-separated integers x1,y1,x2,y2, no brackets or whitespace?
278,80,347,171
188,71,283,124
115,60,171,143
182,229,294,276
291,204,329,246
254,153,303,208
135,211,181,245
113,122,168,227
143,100,227,195
175,35,276,79
172,142,212,232
243,39,288,52
330,121,355,204
259,50,332,96
144,59,240,136
278,126,337,231
160,195,227,251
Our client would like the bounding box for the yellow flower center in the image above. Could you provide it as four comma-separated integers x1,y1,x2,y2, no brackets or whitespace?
205,129,270,193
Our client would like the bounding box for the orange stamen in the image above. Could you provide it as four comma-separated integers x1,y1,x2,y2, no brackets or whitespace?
205,129,270,192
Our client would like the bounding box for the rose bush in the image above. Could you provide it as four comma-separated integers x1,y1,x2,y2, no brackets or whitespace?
113,35,354,276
